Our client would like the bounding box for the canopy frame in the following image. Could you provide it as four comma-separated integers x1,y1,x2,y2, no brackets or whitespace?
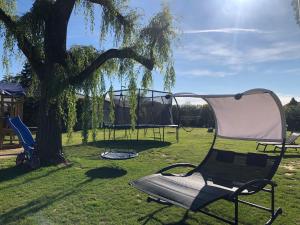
173,89,286,143
174,88,287,181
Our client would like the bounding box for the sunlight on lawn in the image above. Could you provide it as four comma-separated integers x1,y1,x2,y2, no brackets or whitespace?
0,128,299,225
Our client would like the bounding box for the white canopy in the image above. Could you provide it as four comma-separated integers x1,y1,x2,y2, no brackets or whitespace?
173,89,286,142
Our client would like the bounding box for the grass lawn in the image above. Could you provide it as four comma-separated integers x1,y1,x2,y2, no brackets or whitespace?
0,128,299,225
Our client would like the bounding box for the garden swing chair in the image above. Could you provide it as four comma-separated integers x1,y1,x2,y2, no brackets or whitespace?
131,89,286,225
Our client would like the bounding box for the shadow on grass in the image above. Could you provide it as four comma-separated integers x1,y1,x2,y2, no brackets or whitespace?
259,149,300,158
0,166,127,224
0,179,89,224
88,140,171,153
0,165,31,182
85,166,127,179
283,154,300,158
0,164,73,190
138,206,199,225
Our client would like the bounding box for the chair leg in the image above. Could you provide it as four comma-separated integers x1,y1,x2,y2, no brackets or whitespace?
265,185,282,225
265,208,282,225
234,198,239,225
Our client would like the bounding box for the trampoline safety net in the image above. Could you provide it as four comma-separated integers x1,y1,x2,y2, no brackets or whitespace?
103,89,179,142
104,89,176,126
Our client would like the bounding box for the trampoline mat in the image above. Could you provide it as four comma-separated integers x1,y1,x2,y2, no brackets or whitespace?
101,150,138,160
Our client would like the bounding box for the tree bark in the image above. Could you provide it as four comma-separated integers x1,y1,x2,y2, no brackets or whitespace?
36,80,65,164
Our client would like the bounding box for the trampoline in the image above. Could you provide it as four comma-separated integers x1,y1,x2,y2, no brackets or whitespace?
103,89,179,142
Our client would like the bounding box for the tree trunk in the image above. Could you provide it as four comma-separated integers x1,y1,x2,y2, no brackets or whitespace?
36,80,65,165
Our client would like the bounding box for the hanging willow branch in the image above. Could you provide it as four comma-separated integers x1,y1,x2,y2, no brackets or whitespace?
66,89,77,143
108,85,115,125
0,1,177,145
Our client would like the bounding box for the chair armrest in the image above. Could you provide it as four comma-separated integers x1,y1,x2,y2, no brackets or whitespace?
157,163,197,174
232,179,277,198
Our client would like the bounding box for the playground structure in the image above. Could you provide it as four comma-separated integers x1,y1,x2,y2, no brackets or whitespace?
0,82,25,149
103,89,179,142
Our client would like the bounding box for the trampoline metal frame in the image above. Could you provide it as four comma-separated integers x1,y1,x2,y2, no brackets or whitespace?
103,89,180,142
103,124,179,142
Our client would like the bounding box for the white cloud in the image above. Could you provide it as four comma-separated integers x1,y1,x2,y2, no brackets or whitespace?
281,68,300,74
183,28,270,34
246,42,300,64
177,69,236,77
259,67,300,75
176,38,300,67
175,40,242,64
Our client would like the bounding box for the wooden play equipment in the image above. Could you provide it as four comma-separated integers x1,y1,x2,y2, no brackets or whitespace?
0,82,25,149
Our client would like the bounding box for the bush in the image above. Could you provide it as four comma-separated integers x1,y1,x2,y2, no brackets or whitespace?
284,98,300,132
173,104,214,128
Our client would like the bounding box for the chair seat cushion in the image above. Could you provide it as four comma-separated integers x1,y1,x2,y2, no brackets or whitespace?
130,172,234,211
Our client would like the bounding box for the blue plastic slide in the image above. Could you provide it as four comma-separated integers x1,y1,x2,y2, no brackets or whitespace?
7,116,40,169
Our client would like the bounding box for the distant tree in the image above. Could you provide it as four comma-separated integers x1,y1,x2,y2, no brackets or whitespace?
284,98,300,131
201,104,214,128
288,97,298,106
0,1,176,164
14,62,33,89
292,0,300,24
174,104,214,128
1,73,15,82
14,62,40,97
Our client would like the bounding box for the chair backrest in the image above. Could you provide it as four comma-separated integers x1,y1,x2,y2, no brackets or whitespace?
286,132,300,144
7,116,35,146
198,149,280,189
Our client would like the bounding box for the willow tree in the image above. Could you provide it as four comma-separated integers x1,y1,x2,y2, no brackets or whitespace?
0,0,175,164
293,0,300,23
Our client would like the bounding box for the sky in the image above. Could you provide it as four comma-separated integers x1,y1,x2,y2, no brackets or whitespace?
1,0,300,104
